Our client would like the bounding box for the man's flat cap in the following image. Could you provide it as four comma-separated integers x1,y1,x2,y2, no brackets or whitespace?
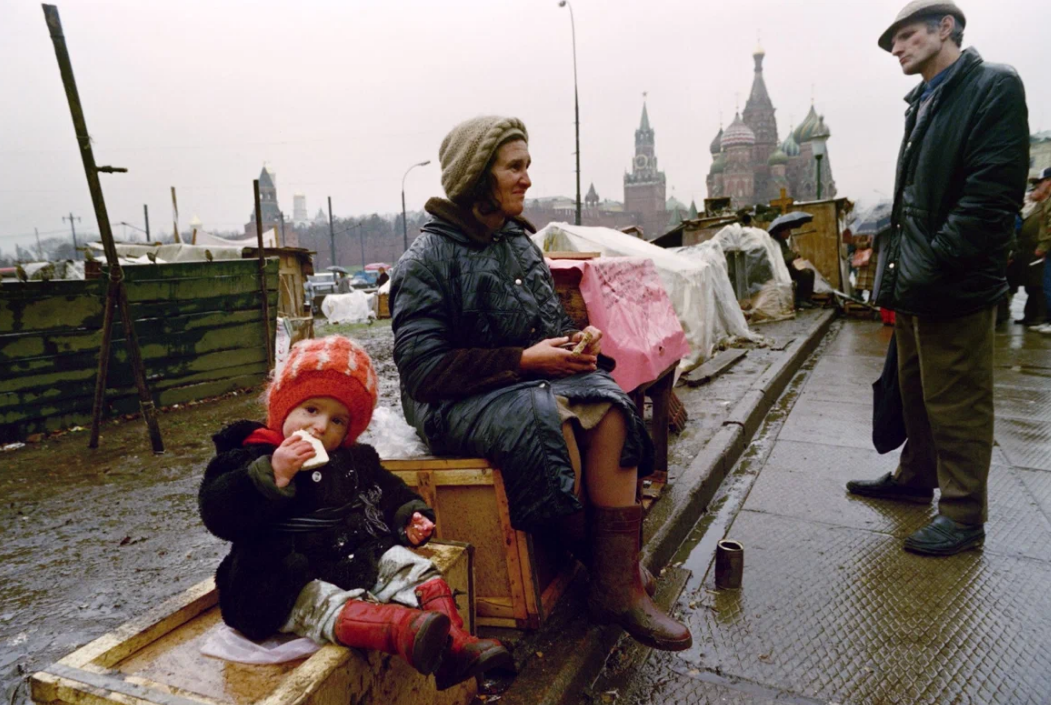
879,1,966,52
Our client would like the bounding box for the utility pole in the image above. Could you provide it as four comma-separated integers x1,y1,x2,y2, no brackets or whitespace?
171,186,180,243
359,222,366,270
63,212,81,258
34,228,43,260
278,210,285,248
143,204,150,242
327,196,337,268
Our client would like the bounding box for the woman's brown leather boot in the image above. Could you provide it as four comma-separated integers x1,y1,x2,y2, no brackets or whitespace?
556,508,658,597
333,599,450,675
587,504,692,651
415,578,514,690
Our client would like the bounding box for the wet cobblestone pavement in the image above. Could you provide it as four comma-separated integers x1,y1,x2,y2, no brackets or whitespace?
601,317,1051,704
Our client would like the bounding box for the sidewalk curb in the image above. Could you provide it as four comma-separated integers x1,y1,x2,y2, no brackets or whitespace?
642,308,837,572
497,309,837,705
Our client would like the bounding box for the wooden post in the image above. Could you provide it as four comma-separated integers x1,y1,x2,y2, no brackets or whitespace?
254,179,275,370
42,3,164,453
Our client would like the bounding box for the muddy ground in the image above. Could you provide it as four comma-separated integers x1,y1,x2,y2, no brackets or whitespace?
0,318,397,704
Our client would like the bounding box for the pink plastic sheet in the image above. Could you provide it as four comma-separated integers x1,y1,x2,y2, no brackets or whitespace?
547,257,689,393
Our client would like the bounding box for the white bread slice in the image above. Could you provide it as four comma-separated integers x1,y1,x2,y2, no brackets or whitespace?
293,429,330,469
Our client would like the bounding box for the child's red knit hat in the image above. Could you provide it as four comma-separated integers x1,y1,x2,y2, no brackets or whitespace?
265,335,379,446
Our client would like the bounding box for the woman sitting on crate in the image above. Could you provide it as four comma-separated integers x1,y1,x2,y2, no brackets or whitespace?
389,116,691,652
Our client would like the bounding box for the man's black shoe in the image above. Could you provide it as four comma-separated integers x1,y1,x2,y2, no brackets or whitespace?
846,472,933,504
903,515,984,556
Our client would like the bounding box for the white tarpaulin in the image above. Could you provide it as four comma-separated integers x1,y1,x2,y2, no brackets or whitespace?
321,291,375,325
88,229,278,264
692,223,795,321
532,222,756,371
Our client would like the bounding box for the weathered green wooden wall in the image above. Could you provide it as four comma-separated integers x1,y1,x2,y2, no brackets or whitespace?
0,259,278,442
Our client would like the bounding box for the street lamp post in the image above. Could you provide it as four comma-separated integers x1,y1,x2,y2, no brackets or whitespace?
810,116,830,200
402,160,431,255
558,0,581,226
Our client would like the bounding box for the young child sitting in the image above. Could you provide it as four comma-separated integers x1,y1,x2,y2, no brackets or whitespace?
198,335,511,689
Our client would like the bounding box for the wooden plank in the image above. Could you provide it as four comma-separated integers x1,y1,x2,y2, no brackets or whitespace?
545,251,600,260
381,457,493,471
114,259,277,282
540,563,578,617
475,597,515,620
416,471,440,538
492,470,530,623
476,617,518,630
682,349,748,388
123,275,276,304
0,317,271,363
0,341,270,391
61,579,216,670
0,290,105,334
0,278,102,300
130,291,278,322
0,361,270,413
516,532,542,623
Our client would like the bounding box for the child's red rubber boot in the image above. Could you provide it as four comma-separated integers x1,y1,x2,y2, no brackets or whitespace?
333,598,450,676
415,578,514,690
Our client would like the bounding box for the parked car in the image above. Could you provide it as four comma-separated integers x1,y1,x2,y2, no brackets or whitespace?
305,273,339,313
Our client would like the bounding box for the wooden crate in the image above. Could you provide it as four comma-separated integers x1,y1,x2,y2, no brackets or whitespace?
377,292,390,319
383,457,576,631
31,542,476,705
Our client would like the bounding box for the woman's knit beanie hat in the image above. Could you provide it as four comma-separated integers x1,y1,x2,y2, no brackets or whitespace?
439,115,528,202
265,335,379,447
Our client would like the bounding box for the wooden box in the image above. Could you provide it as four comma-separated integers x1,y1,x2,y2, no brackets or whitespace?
377,292,391,319
31,542,476,705
383,457,576,631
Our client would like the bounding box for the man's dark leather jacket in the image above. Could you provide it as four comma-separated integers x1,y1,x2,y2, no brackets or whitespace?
872,48,1029,317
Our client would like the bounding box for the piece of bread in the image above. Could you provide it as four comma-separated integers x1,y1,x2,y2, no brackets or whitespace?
293,429,329,469
571,329,595,355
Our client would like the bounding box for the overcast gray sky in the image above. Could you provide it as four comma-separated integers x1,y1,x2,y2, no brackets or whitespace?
2,0,1048,251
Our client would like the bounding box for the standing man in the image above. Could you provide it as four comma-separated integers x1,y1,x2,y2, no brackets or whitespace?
846,1,1029,555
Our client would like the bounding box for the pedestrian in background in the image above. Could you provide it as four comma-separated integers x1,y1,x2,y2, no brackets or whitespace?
847,1,1029,555
1027,168,1051,333
1008,167,1051,329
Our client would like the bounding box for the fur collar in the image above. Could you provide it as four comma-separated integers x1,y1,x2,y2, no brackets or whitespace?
424,198,536,247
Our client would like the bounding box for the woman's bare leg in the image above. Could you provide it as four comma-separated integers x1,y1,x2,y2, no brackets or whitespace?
580,408,637,507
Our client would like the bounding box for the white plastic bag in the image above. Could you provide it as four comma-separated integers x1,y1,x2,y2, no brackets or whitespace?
321,291,375,325
359,406,429,459
200,623,321,664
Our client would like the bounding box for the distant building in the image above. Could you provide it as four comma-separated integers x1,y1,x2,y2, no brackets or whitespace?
624,101,668,238
522,189,641,233
293,192,308,227
707,45,836,208
244,165,299,247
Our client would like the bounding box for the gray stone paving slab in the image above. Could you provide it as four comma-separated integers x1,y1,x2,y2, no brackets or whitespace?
1018,468,1051,524
775,397,872,450
995,414,1051,471
798,355,882,405
685,511,1051,705
745,446,1051,561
